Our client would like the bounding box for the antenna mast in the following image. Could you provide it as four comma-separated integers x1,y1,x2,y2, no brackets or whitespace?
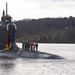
6,2,8,16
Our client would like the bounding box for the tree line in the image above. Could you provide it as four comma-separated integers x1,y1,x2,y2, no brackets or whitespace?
15,16,75,43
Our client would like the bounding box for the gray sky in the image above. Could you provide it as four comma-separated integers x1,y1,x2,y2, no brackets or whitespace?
0,0,75,20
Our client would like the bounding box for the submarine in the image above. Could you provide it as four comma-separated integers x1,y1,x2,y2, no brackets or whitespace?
0,2,63,59
0,2,18,51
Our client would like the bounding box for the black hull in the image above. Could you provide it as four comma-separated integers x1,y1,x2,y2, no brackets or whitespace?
0,49,63,59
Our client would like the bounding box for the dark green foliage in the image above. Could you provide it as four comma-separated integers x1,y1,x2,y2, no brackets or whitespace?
65,27,75,43
15,17,75,43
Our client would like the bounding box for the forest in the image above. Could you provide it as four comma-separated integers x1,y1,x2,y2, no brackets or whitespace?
15,16,75,43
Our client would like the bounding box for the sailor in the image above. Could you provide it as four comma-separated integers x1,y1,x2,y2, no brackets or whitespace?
5,15,12,24
22,40,30,50
26,40,30,50
22,41,25,49
35,43,38,51
28,42,30,50
32,42,36,51
30,42,33,51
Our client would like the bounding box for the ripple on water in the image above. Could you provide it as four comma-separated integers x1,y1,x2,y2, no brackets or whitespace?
0,58,74,75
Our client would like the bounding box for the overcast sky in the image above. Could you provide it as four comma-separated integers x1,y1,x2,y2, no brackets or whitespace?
0,0,75,20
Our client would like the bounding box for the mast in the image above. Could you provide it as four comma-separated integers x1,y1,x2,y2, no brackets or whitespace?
6,2,8,16
3,9,5,16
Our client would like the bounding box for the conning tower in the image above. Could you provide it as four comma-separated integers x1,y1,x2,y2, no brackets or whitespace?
0,2,18,50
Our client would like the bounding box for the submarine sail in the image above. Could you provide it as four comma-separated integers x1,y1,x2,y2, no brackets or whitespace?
0,2,18,51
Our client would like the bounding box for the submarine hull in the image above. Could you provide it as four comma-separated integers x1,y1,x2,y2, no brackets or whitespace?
0,50,63,59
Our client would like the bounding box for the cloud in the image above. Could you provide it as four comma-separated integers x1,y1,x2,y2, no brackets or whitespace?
0,0,75,20
11,0,75,20
51,0,63,2
63,0,75,2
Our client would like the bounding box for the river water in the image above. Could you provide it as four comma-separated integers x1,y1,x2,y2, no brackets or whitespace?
0,43,75,75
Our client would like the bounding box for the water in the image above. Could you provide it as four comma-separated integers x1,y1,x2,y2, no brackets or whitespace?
0,43,75,75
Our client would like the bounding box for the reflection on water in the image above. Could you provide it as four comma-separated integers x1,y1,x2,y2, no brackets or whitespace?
0,59,15,75
0,43,75,75
0,63,15,69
